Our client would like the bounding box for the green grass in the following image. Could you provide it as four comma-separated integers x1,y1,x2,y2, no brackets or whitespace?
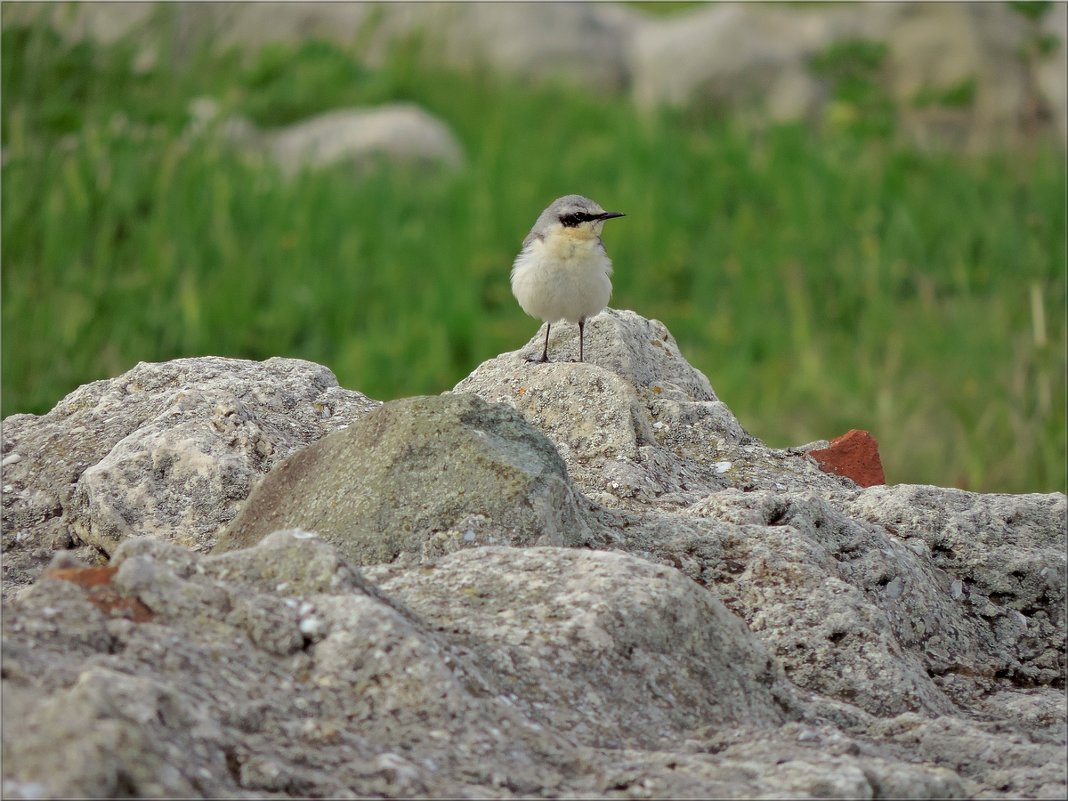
2,14,1065,494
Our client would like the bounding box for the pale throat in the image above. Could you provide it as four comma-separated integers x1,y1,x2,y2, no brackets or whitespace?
538,226,604,264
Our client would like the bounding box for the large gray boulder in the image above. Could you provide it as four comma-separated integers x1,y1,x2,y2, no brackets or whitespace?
1,533,584,798
457,310,1066,726
189,101,466,176
629,2,1064,151
4,533,972,800
261,104,464,176
455,310,846,511
1,357,378,601
2,309,1064,798
214,393,596,564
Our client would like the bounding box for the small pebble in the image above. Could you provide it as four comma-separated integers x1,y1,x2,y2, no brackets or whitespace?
299,616,324,638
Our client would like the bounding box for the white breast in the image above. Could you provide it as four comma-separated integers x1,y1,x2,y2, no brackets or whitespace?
511,237,613,324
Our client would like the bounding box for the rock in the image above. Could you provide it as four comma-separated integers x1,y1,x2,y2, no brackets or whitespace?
871,2,1037,153
7,2,1063,151
1036,1,1068,148
208,2,636,93
0,534,975,800
5,2,636,92
351,2,637,93
43,563,154,623
1,357,379,602
629,3,828,112
3,310,1065,798
660,489,1007,718
1,534,583,798
841,484,1067,689
455,309,844,512
4,1,158,46
628,2,1065,151
214,393,596,564
184,100,464,177
808,429,886,487
262,104,464,176
370,547,795,749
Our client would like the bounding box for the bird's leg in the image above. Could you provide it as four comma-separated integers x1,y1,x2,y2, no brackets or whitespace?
578,318,585,363
525,323,551,363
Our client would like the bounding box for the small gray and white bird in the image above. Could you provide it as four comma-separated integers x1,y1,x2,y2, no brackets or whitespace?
510,194,625,363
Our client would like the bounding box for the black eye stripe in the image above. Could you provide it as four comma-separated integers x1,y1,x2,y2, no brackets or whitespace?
560,212,594,227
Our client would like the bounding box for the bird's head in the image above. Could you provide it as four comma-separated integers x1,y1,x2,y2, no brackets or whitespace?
533,194,625,241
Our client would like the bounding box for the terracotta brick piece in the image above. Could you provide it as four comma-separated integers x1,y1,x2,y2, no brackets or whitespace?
809,429,886,487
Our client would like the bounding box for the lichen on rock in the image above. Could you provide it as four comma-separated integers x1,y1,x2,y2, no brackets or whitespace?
214,393,597,564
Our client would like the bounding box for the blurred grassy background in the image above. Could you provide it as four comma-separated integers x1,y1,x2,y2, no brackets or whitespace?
2,9,1065,493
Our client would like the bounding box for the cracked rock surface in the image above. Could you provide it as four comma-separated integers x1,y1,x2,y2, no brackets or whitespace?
2,310,1065,799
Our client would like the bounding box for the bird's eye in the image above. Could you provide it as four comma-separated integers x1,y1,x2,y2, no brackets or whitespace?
559,212,590,227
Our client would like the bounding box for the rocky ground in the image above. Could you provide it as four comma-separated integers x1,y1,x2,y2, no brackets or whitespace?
2,310,1065,798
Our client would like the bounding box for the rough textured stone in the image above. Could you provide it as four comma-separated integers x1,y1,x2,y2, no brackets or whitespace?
841,484,1067,689
3,310,1065,799
214,393,596,564
367,547,795,749
0,535,982,800
1,357,379,602
455,309,847,513
652,487,1058,718
808,429,886,487
1,534,583,799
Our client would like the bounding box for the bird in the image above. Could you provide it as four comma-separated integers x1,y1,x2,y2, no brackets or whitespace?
510,194,625,363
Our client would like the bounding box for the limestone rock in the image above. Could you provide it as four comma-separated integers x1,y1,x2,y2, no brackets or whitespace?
215,393,595,564
1,534,584,798
629,3,828,112
3,308,1065,799
455,309,843,511
628,2,1064,151
1,357,378,601
1,534,982,800
352,2,636,92
368,546,795,749
1036,2,1068,148
7,2,1063,151
5,2,636,92
185,100,464,176
842,484,1067,688
262,103,464,176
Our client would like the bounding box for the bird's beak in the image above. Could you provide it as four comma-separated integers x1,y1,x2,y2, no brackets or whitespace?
599,211,625,220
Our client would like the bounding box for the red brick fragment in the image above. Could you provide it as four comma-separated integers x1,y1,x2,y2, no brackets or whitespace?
46,565,119,588
809,429,886,487
46,564,154,622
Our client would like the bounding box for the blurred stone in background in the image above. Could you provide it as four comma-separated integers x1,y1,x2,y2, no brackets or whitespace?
8,1,1066,151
